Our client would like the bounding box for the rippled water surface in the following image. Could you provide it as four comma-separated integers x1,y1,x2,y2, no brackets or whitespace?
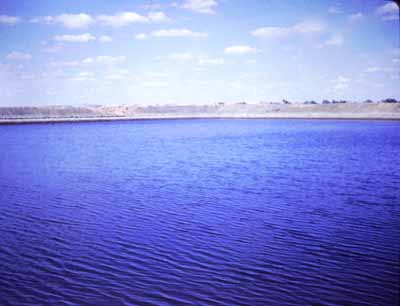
0,119,399,305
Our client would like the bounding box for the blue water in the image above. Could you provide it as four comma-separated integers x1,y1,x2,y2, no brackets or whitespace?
0,119,399,305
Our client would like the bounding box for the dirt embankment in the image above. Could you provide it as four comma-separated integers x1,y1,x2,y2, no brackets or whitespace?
0,103,399,123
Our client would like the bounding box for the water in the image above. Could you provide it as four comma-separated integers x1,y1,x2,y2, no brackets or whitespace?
0,119,399,305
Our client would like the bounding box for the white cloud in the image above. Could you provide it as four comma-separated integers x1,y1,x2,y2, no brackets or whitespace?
43,44,64,53
140,81,168,87
54,33,96,43
51,56,126,68
293,20,326,34
251,27,292,39
245,59,257,64
364,66,381,73
97,12,148,27
151,28,207,38
81,55,126,65
348,12,364,22
321,34,344,47
6,51,32,60
251,20,325,39
135,33,149,40
32,11,170,28
169,52,194,61
0,15,21,25
332,75,349,90
376,2,399,21
198,57,224,65
168,53,224,65
105,74,124,80
32,13,94,29
181,0,218,14
328,6,342,14
69,71,96,82
79,71,94,77
105,69,130,80
148,11,170,22
50,60,80,67
97,11,169,27
224,45,259,55
99,35,112,43
141,3,162,10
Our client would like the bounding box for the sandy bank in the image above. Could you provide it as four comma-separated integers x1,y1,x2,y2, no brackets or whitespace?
0,103,399,124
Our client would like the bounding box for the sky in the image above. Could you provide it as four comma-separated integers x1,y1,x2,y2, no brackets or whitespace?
0,0,399,106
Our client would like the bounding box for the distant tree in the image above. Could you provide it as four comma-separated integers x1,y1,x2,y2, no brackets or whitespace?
382,98,398,103
322,100,331,104
364,99,373,103
339,100,347,103
282,99,291,104
309,100,317,104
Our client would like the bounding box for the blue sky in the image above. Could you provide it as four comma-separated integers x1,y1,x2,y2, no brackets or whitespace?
0,0,399,106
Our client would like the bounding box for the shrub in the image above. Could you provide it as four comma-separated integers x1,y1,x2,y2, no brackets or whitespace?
382,98,398,103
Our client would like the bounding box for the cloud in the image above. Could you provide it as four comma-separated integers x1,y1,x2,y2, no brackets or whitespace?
251,20,325,39
169,52,194,61
168,53,224,65
0,15,21,25
43,44,64,53
364,66,381,73
376,2,399,21
245,59,257,64
293,20,326,34
51,56,126,69
97,12,148,26
151,28,207,38
105,74,124,80
50,60,80,67
6,51,32,60
99,35,112,43
97,11,169,27
54,33,96,43
198,57,224,65
224,45,259,55
181,0,218,14
140,81,168,87
141,3,162,10
251,27,292,39
32,11,171,28
328,6,342,14
331,75,349,90
148,11,170,22
50,14,94,28
348,12,364,22
321,34,344,47
105,70,130,80
69,71,96,82
81,55,126,65
135,33,149,40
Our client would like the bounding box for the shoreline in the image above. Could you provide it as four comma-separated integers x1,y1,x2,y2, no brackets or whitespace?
1,114,400,125
1,103,399,125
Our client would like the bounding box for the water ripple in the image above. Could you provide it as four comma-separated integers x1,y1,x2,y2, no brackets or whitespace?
0,119,399,305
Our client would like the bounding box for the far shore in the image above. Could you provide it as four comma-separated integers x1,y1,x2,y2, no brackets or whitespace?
1,102,400,124
1,114,400,125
